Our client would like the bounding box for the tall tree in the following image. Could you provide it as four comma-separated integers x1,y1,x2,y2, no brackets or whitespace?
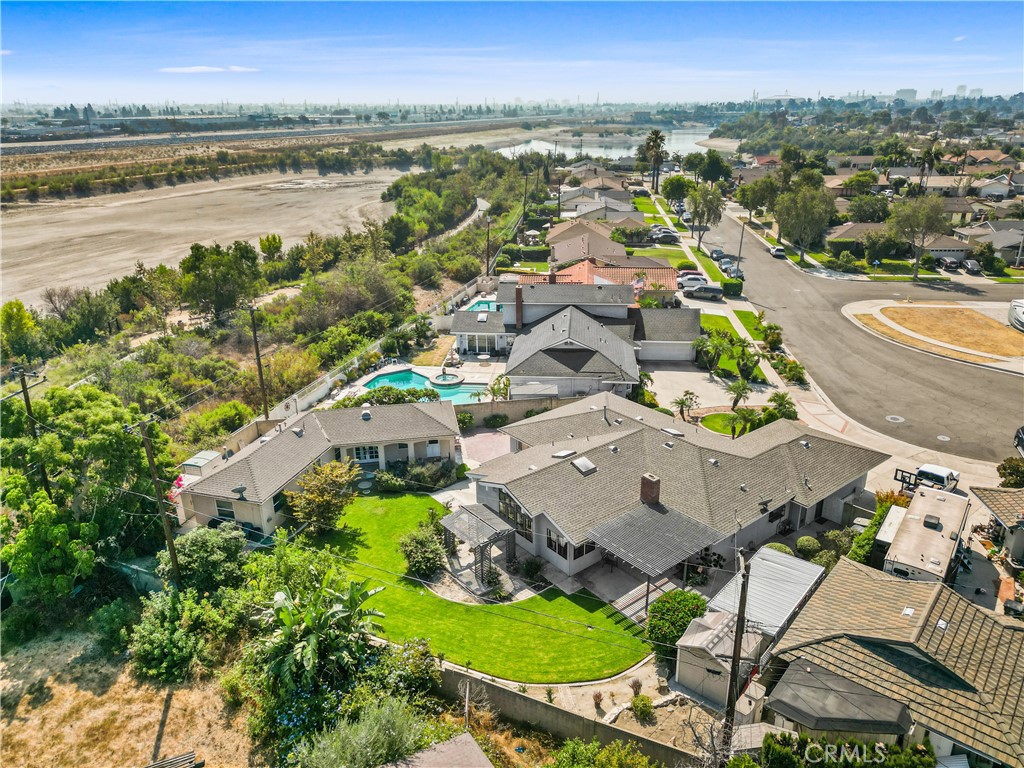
682,151,705,181
660,174,696,203
643,129,667,194
774,186,836,265
735,176,779,221
672,391,700,421
699,149,733,184
848,195,890,223
887,196,948,279
285,458,360,534
686,185,725,249
180,240,261,318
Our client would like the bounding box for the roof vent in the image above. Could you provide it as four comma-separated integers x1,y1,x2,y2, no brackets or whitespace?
800,440,811,449
610,445,619,453
901,606,915,617
663,441,675,449
571,457,597,476
361,410,372,421
528,464,537,471
477,313,488,322
552,449,577,459
292,427,304,437
936,618,948,631
662,427,684,437
708,458,719,467
613,418,623,425
636,416,644,422
923,514,941,529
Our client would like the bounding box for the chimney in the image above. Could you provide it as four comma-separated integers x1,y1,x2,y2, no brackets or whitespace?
640,473,661,506
548,269,557,284
515,285,524,329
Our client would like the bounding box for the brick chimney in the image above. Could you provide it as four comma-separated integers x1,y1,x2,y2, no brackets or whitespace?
548,269,557,284
515,285,524,329
640,473,660,506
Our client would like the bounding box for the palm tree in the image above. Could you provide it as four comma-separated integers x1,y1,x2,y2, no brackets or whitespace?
724,407,760,439
672,390,700,421
917,143,941,191
487,374,510,401
726,378,753,410
735,347,762,382
767,391,799,421
645,129,667,194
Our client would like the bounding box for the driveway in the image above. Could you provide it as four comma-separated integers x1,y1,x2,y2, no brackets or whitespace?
701,212,1024,462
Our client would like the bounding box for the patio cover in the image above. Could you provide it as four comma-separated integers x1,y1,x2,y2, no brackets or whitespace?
441,504,512,548
587,504,722,578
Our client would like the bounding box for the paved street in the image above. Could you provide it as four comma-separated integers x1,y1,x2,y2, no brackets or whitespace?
701,210,1024,462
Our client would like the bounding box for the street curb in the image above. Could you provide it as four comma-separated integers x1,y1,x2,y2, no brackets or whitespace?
841,304,1023,378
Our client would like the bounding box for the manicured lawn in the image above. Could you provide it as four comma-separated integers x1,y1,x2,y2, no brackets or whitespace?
692,250,727,282
316,494,649,682
867,275,951,282
633,196,659,215
700,413,734,435
992,276,1024,283
733,310,764,340
698,315,767,382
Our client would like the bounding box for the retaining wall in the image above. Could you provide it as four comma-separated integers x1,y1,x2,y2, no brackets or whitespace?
439,667,698,767
455,396,580,426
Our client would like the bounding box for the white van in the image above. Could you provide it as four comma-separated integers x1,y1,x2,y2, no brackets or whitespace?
915,464,960,491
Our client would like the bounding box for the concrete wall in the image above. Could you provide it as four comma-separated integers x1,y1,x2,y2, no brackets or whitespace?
455,396,580,427
821,477,864,525
437,668,698,768
506,375,627,399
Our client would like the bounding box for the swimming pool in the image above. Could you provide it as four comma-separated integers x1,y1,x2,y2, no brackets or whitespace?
364,369,486,405
466,299,499,312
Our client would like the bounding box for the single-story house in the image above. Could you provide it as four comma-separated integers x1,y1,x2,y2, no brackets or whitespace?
924,234,970,260
938,196,977,225
573,202,645,225
874,487,970,583
944,149,1015,167
580,175,631,201
550,232,627,266
827,155,877,171
675,611,766,709
468,393,886,579
546,218,616,243
451,306,516,356
768,557,1024,767
754,156,781,168
178,402,461,536
954,220,1024,262
498,282,634,327
975,174,1016,200
971,485,1024,561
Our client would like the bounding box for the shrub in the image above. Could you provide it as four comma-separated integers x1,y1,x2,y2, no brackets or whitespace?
551,739,653,768
654,406,675,416
628,677,642,696
399,528,447,579
295,698,425,768
631,694,654,724
811,550,839,572
90,597,140,654
483,413,509,428
848,492,907,564
646,590,707,662
129,590,209,682
404,459,459,490
521,557,545,582
919,253,936,271
456,411,474,431
782,359,807,384
523,407,549,418
795,536,821,559
822,527,856,556
374,471,407,493
157,524,248,593
722,278,744,297
763,542,795,556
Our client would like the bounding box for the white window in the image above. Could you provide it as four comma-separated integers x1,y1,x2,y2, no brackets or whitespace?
353,446,380,462
215,499,235,519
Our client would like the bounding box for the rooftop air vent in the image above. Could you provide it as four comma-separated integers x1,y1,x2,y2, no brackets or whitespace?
936,618,948,631
477,313,488,322
923,514,941,529
662,427,684,437
292,427,304,437
610,445,619,453
571,457,597,477
708,458,719,467
361,410,372,421
552,449,577,459
663,441,675,449
902,606,915,617
613,418,623,425
800,440,811,449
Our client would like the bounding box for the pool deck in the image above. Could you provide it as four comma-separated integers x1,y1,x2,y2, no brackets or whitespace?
323,362,507,407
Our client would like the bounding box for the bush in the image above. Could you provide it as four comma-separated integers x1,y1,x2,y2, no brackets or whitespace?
90,597,140,654
521,557,545,582
551,739,654,768
763,542,795,556
810,550,839,572
157,524,248,593
822,527,856,556
795,536,822,560
523,407,549,418
919,253,936,271
483,413,509,428
295,698,425,768
374,471,407,493
630,694,654,724
654,406,675,416
721,278,744,297
404,459,459,490
848,492,908,564
129,590,209,682
399,528,447,579
456,411,474,431
646,590,707,662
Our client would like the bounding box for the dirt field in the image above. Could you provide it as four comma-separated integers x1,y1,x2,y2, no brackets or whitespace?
855,314,997,364
881,306,1024,357
1,632,261,768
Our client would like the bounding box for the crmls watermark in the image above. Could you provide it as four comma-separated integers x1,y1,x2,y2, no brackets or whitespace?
805,743,889,764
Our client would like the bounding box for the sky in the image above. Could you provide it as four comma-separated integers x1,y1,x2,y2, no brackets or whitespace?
2,1,1022,107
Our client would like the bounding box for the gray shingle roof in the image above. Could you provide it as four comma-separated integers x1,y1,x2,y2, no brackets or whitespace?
451,309,508,334
504,307,640,382
628,307,702,342
497,282,634,307
186,401,460,503
475,393,886,543
971,486,1024,528
774,558,1024,768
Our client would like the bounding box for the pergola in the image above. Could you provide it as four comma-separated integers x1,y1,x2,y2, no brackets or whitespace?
440,504,516,583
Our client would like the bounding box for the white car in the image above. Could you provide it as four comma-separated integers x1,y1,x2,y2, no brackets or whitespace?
677,274,709,288
1010,300,1024,333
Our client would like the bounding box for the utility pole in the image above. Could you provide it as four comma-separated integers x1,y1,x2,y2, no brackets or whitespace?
128,420,182,588
245,305,270,420
485,216,492,275
723,552,751,758
13,367,52,499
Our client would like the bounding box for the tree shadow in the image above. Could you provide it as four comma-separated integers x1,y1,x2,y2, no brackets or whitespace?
318,523,368,562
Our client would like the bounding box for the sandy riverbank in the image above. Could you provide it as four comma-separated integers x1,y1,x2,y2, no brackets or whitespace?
696,137,741,153
1,167,403,308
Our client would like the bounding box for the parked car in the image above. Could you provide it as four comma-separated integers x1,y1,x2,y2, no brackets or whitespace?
915,464,960,492
768,246,786,258
677,274,709,288
682,283,724,301
719,258,735,271
962,259,983,274
678,269,702,277
1015,425,1024,457
655,233,680,244
631,187,651,197
1010,299,1024,332
728,267,745,280
710,248,725,260
681,212,693,223
935,256,961,271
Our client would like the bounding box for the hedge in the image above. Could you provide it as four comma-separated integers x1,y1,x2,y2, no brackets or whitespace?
722,278,744,297
502,245,551,259
828,238,865,259
483,414,510,428
646,590,707,662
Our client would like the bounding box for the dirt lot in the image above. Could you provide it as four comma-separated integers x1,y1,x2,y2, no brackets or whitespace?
1,632,260,768
881,305,1024,357
855,314,996,364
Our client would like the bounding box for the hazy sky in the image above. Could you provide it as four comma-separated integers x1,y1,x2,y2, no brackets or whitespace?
3,1,1022,106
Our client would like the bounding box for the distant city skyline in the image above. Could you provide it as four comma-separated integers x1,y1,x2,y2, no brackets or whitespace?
3,1,1022,106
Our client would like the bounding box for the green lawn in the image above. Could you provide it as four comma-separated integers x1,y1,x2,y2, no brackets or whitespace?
316,494,649,682
992,276,1024,283
633,196,659,215
692,250,727,282
700,413,734,435
501,260,550,273
733,310,764,340
866,275,952,282
699,315,767,382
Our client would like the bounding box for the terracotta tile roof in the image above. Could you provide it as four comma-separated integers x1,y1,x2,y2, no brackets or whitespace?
774,558,1024,767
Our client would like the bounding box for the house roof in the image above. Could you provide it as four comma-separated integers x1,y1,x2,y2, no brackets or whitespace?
581,175,628,191
451,308,508,334
967,149,1013,164
709,547,825,638
826,222,887,242
504,307,641,384
476,393,887,542
768,661,915,735
185,401,460,504
677,610,763,663
773,557,1024,767
547,219,616,243
924,234,970,251
550,233,628,265
628,307,702,342
386,733,493,768
971,486,1024,529
496,282,635,307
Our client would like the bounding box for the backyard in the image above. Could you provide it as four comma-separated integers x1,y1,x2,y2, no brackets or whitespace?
316,494,650,682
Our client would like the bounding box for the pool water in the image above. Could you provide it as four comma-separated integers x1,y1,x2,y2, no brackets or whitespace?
365,370,486,405
466,299,499,312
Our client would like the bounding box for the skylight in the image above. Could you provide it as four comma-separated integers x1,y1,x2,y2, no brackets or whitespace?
552,449,577,459
477,313,488,322
662,427,684,437
571,457,597,476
